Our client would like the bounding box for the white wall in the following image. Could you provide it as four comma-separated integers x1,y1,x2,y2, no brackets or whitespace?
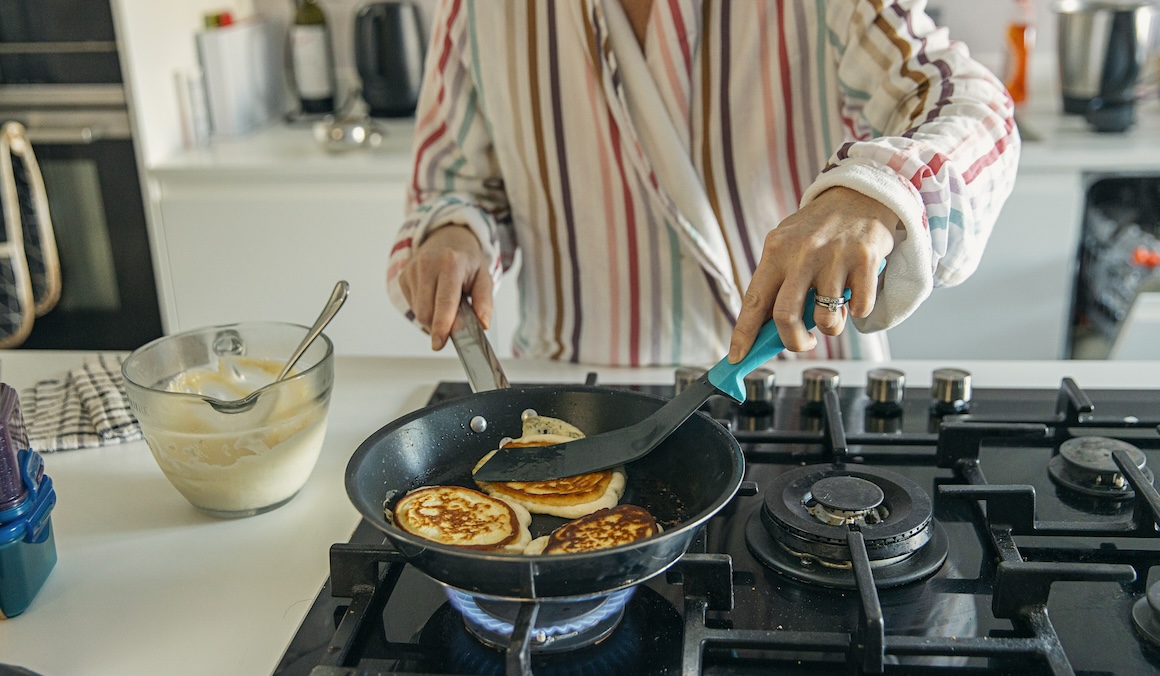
111,0,257,168
927,0,1059,66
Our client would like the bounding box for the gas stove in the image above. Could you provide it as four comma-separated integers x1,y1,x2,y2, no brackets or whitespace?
275,367,1160,675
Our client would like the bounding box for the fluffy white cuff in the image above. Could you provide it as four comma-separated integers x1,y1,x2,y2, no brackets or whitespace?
800,163,934,334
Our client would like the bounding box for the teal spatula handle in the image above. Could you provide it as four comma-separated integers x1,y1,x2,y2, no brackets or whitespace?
706,289,846,402
706,260,885,402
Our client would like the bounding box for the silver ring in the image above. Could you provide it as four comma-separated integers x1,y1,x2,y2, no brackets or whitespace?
814,293,847,313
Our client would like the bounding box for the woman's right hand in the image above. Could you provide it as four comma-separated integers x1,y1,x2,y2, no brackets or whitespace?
397,224,494,351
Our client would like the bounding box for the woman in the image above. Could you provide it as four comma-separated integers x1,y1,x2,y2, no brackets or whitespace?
388,0,1019,366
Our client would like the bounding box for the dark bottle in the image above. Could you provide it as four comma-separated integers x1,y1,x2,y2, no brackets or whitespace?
291,0,336,114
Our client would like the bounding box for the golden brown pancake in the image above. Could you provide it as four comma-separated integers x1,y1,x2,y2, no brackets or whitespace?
392,486,531,553
473,433,626,518
524,504,660,555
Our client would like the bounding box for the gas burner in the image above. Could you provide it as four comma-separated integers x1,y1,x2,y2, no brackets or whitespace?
420,586,683,674
1047,436,1154,500
444,587,634,653
1133,581,1160,649
746,465,948,589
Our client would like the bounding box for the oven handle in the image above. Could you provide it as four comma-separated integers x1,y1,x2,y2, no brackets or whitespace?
23,127,116,145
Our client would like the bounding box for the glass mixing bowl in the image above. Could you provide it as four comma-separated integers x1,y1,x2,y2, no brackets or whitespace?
121,322,334,518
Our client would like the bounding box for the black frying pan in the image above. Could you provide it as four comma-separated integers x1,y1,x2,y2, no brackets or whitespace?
345,384,743,600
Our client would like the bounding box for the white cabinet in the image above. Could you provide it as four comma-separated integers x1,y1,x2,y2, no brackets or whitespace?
885,168,1085,360
149,168,519,358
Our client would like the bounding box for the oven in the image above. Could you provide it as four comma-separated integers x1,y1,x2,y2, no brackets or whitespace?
0,0,162,350
275,367,1160,675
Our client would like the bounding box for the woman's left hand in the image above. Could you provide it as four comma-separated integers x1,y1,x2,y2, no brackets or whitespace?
728,186,898,362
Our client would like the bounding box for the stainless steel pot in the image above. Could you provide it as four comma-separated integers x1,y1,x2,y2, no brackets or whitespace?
1056,0,1157,130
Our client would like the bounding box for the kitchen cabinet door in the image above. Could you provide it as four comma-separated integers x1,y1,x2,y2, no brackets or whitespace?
150,174,519,357
885,169,1084,360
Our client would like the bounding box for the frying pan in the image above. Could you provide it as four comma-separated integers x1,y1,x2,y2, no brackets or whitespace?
345,303,744,600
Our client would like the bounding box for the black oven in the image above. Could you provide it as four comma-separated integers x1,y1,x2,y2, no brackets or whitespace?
0,0,162,349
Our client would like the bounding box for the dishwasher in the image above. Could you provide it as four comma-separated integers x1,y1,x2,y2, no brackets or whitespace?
1071,175,1160,359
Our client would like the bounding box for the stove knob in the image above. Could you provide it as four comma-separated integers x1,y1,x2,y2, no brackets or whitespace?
802,368,840,405
674,366,706,395
866,368,906,407
931,368,972,410
743,368,776,406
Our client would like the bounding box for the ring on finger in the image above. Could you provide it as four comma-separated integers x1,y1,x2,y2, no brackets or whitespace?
814,293,848,313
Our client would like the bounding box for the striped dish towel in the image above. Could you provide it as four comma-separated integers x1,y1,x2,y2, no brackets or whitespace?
20,353,142,452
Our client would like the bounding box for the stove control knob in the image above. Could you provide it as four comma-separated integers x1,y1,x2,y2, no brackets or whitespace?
674,366,706,395
802,368,840,405
866,368,906,407
743,368,776,406
931,368,972,409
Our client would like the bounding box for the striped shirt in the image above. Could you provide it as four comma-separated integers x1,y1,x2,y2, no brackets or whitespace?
387,0,1020,366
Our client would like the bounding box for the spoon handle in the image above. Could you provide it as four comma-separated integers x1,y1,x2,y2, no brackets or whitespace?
277,280,349,382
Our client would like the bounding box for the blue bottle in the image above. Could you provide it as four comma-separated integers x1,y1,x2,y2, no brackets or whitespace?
0,383,57,619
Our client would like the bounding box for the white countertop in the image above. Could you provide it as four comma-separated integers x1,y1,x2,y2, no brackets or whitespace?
150,118,417,180
148,96,1160,180
1018,96,1160,172
1,351,1159,676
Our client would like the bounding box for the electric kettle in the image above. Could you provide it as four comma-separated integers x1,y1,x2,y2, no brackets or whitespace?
1057,0,1157,132
355,1,425,118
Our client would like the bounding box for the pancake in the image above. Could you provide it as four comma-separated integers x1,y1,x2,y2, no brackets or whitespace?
524,504,660,555
520,414,585,439
473,433,626,519
392,485,532,553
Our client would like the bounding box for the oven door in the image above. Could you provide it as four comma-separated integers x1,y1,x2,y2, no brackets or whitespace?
0,0,121,85
11,106,162,350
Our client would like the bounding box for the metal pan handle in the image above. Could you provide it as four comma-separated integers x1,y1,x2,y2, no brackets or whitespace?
450,298,509,392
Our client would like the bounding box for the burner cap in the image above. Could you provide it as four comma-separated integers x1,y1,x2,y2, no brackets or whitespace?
1133,581,1160,648
808,476,886,526
1048,437,1154,499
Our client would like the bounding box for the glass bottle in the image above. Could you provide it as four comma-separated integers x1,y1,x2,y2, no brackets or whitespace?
291,0,336,114
1003,0,1036,105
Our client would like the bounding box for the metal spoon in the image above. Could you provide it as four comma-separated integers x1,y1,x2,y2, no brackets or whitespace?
208,280,349,414
276,280,349,381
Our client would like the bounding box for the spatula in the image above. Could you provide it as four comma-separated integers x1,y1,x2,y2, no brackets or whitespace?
473,284,861,483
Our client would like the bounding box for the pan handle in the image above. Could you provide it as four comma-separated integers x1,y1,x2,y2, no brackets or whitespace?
450,298,510,392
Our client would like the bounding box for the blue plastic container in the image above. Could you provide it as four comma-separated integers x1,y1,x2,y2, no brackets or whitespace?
0,384,57,619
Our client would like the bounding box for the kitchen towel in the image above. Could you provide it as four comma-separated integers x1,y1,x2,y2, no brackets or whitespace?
20,354,142,452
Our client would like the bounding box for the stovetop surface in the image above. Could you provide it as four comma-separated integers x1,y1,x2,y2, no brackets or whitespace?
277,377,1160,675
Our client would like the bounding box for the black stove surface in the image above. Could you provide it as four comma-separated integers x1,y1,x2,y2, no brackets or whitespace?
276,376,1160,675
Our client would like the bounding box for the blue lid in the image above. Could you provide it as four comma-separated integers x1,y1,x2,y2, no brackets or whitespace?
0,449,53,545
0,450,54,545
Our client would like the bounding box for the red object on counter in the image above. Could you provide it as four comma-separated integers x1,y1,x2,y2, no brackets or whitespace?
1003,0,1036,105
1131,246,1160,268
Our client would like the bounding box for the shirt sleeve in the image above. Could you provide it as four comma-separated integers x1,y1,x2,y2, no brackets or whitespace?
801,0,1021,333
386,0,514,323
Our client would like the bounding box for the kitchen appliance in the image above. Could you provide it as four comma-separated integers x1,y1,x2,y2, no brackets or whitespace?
0,0,163,349
277,366,1160,675
1056,0,1157,132
354,1,425,118
1070,175,1160,358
